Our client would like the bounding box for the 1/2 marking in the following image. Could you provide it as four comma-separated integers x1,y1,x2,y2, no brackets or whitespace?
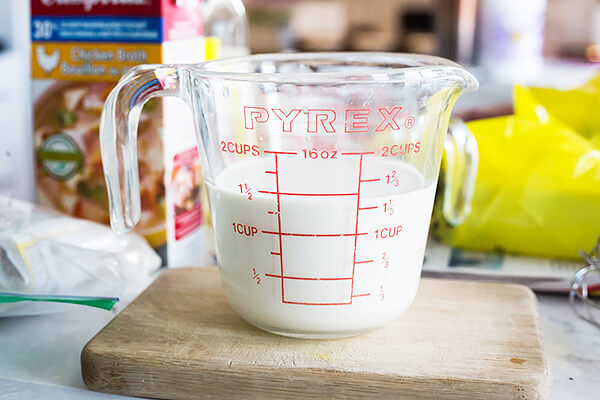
251,268,261,285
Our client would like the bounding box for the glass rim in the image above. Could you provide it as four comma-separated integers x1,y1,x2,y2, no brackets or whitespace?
182,52,477,86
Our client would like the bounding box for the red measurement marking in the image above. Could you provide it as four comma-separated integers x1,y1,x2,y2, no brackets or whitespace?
274,154,285,302
358,206,378,211
360,178,381,183
350,154,364,303
252,268,261,285
283,300,352,306
263,150,298,155
262,230,367,237
352,293,370,298
383,199,394,215
265,274,352,281
238,183,252,200
267,211,278,215
341,151,376,156
270,252,281,256
265,170,276,174
258,190,358,197
385,170,400,187
355,259,373,264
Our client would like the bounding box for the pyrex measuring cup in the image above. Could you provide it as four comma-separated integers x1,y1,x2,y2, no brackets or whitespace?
100,53,478,338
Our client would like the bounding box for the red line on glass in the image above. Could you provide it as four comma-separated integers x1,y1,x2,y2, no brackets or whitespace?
283,300,353,306
341,151,376,156
262,230,367,237
274,154,285,302
265,274,352,281
258,190,358,197
355,260,374,264
263,150,297,155
350,154,364,303
352,293,371,298
360,178,381,183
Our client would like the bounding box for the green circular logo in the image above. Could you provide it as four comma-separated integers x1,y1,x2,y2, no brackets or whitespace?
38,133,83,180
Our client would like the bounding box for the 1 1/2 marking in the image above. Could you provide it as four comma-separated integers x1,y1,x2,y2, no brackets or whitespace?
238,183,252,200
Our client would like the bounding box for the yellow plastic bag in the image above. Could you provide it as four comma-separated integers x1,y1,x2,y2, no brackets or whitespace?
433,77,600,260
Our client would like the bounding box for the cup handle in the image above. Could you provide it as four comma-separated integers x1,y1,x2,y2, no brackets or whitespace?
100,65,186,233
442,118,478,226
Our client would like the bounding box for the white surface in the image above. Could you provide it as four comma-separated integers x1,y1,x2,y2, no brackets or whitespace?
0,266,598,399
537,293,600,398
0,273,155,400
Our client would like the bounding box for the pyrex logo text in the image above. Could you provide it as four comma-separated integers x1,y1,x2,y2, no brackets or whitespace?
40,0,151,12
244,107,406,134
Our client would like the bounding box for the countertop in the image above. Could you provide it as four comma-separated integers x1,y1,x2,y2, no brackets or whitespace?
0,269,598,399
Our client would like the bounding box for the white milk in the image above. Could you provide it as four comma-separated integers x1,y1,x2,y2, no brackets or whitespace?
206,155,436,337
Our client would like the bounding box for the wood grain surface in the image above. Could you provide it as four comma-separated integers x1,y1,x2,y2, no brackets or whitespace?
82,267,551,399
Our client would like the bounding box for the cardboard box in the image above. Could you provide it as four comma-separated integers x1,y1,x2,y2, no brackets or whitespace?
31,0,213,266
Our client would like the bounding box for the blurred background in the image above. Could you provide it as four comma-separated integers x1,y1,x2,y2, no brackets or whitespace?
245,0,597,59
3,0,600,202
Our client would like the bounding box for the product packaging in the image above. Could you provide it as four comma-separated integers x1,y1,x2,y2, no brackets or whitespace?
31,0,212,266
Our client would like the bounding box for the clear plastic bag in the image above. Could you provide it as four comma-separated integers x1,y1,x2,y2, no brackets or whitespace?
0,196,161,316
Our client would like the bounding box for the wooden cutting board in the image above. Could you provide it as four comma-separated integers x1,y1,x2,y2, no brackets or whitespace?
81,267,551,399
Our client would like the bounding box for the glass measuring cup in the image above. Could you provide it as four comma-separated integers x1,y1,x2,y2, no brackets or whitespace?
100,53,478,338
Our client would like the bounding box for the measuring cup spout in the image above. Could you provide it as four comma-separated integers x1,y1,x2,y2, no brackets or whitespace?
451,68,479,94
436,67,479,106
